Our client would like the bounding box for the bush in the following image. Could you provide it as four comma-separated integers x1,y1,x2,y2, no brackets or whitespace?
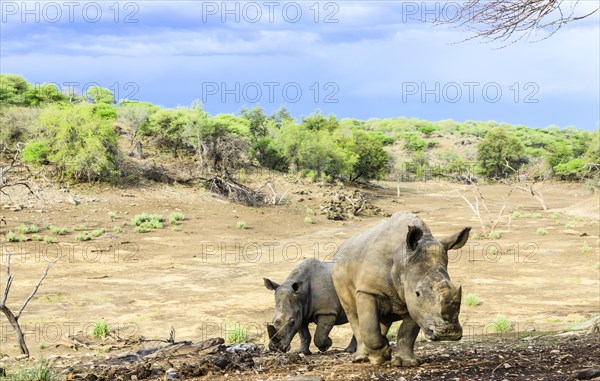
492,315,511,333
169,212,185,225
8,358,55,381
536,227,548,236
581,243,592,254
23,104,120,182
113,225,123,233
488,231,501,239
304,217,314,224
236,221,247,229
464,293,480,307
91,228,106,237
226,324,248,344
76,233,92,241
50,226,68,235
43,236,56,244
477,128,525,179
17,224,38,234
92,320,110,339
404,134,426,152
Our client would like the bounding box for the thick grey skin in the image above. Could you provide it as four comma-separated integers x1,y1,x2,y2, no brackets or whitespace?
332,212,470,366
264,258,357,355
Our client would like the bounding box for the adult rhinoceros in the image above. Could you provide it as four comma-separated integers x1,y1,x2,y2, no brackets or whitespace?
332,212,470,366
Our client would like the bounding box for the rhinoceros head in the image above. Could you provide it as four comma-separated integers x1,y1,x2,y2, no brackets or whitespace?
263,278,304,352
402,225,470,341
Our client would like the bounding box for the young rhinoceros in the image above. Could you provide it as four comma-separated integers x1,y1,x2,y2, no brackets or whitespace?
264,258,356,355
332,212,470,366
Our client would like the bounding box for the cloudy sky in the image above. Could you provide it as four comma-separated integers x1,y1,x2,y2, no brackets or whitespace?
1,1,598,129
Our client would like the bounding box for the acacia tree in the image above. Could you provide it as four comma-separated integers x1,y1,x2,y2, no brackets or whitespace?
477,127,525,179
440,0,599,44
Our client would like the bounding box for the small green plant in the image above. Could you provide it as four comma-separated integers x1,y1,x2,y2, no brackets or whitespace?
488,231,501,239
113,225,123,233
6,231,19,242
17,224,39,234
511,211,522,219
531,213,542,219
594,262,600,270
169,212,184,225
306,207,316,215
596,239,600,246
108,211,118,220
304,217,314,224
564,222,576,229
581,242,592,254
492,315,511,333
91,228,106,237
464,293,480,307
31,234,42,241
92,319,110,339
562,320,584,332
74,224,87,231
471,232,480,240
132,213,164,231
9,358,55,381
43,236,56,244
236,221,247,229
550,211,561,219
39,343,46,350
589,220,598,226
515,204,524,210
76,233,92,241
226,323,247,344
50,225,69,235
536,227,548,236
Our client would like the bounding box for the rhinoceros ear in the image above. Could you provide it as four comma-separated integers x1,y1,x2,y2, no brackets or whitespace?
264,278,280,291
441,227,471,251
291,281,303,293
407,225,423,251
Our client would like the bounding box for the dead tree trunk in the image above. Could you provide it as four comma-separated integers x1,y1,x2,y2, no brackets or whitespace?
0,247,54,357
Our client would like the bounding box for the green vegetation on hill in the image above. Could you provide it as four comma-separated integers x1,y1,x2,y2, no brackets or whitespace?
1,74,598,185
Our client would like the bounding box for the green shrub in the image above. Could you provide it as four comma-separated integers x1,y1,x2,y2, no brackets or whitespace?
565,222,575,229
581,243,592,254
76,233,92,241
92,320,110,339
226,324,247,344
8,358,55,381
50,226,68,235
511,211,522,219
536,227,548,236
113,225,123,233
74,224,87,231
550,211,561,219
132,213,164,231
464,293,480,307
594,262,600,270
236,221,247,229
306,207,316,215
30,234,42,241
22,104,120,182
515,204,524,210
91,228,106,237
43,236,56,244
108,211,118,220
17,224,38,234
304,217,314,224
6,231,27,242
169,212,184,225
492,315,511,333
471,232,480,240
488,231,501,239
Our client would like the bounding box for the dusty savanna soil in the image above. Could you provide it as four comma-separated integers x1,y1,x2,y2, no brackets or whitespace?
0,172,598,380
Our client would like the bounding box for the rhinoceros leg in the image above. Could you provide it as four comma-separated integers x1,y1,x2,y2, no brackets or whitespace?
391,315,421,367
298,323,312,355
314,314,336,352
344,335,357,353
356,292,391,365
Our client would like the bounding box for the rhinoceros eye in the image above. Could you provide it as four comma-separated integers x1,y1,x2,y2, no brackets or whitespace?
416,291,421,298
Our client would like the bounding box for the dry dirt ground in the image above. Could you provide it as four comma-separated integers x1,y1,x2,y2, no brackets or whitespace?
0,174,598,380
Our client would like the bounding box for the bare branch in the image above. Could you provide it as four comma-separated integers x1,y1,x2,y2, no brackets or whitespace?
17,260,56,319
437,0,599,46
